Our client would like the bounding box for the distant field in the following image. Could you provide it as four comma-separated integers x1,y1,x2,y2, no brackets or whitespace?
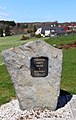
0,34,76,105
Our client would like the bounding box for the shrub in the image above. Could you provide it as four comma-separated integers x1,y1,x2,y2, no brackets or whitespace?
30,33,35,37
20,35,29,40
35,34,42,38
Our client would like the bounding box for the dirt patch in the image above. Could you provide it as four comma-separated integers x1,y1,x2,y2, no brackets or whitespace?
58,41,76,49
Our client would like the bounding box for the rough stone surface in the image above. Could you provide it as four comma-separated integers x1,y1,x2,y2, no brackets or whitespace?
2,40,63,111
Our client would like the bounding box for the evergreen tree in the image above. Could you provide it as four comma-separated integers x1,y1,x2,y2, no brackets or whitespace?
0,28,3,37
5,26,10,36
33,25,37,33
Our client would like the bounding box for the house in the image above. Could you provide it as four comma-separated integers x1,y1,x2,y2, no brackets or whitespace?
35,26,67,37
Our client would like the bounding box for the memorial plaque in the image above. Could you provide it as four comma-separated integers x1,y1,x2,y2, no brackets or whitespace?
30,57,48,77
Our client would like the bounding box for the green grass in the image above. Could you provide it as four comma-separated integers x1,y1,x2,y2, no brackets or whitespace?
0,34,76,105
45,34,76,94
0,64,16,105
61,48,76,94
45,34,76,47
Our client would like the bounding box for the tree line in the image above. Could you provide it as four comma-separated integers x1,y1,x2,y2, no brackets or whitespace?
0,20,16,27
0,21,16,37
0,26,11,37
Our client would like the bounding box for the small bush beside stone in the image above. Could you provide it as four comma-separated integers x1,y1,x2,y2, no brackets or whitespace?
35,34,42,38
20,35,29,40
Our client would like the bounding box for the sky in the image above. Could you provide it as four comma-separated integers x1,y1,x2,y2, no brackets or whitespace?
0,0,76,23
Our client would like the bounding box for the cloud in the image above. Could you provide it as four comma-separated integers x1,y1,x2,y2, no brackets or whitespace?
0,6,6,10
0,13,9,16
0,6,9,20
3,7,6,10
0,6,8,16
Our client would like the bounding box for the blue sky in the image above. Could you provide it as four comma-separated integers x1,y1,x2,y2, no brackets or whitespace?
0,0,76,23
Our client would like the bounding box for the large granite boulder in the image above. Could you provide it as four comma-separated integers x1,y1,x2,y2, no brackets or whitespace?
2,40,63,110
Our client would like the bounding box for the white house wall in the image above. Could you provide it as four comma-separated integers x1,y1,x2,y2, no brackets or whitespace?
35,28,42,35
45,30,50,36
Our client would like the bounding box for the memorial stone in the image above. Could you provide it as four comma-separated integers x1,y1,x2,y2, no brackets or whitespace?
2,40,63,110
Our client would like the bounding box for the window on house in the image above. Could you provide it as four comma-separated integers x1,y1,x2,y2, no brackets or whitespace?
51,30,55,32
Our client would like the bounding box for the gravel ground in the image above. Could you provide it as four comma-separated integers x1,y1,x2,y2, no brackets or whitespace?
0,99,73,120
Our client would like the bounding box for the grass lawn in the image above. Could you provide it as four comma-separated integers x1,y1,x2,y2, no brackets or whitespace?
45,35,76,94
45,34,76,47
61,48,76,94
0,34,76,105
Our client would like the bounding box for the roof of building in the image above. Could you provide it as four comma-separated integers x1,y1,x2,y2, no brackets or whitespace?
41,26,66,34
